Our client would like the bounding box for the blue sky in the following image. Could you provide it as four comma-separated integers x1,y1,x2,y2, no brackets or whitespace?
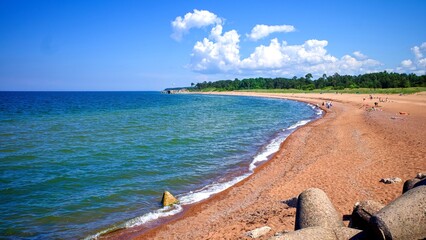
1,0,425,91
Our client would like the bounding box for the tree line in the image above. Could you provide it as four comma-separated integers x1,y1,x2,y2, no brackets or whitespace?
193,72,426,91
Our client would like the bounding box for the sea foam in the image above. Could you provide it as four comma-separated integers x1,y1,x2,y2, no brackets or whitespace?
86,101,324,240
90,116,323,238
2,92,323,240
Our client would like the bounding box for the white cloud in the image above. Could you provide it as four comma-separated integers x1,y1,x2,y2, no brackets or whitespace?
191,36,381,76
173,10,382,77
396,42,426,75
171,9,222,41
240,38,287,69
247,24,295,41
246,39,380,76
353,51,367,60
401,59,413,68
190,25,241,73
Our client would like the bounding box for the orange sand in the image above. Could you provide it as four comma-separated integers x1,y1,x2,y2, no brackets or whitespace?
104,92,426,240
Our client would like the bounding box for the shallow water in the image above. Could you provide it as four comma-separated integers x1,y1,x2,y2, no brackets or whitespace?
0,92,320,239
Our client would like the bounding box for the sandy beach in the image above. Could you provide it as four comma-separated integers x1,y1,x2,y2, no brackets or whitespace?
105,91,426,240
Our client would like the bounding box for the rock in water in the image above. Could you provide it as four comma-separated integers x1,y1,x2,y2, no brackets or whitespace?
295,188,344,230
161,191,178,207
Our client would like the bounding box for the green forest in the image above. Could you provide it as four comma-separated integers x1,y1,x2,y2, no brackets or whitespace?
193,72,426,91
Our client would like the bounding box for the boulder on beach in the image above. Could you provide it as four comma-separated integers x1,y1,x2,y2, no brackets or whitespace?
416,172,426,179
246,226,271,238
333,227,369,240
379,177,402,184
413,177,426,188
295,188,344,230
402,178,421,193
369,185,426,240
349,200,384,230
161,191,178,207
269,226,336,240
269,226,368,240
403,174,426,193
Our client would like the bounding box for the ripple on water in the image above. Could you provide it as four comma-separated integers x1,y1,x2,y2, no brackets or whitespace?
0,92,319,239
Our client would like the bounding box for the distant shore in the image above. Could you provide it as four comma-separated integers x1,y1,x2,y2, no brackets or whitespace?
104,91,426,239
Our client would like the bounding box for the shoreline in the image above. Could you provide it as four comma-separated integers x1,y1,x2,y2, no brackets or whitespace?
98,94,323,239
103,91,426,240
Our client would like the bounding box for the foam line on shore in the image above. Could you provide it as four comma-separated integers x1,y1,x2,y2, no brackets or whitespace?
178,174,250,205
84,205,184,239
125,205,183,228
86,102,323,239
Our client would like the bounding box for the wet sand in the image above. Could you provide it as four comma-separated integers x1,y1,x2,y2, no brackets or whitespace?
106,91,426,240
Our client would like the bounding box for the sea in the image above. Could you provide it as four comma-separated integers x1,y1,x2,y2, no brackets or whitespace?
0,91,322,239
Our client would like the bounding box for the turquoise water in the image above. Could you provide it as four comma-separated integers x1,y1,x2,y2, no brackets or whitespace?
0,92,320,239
